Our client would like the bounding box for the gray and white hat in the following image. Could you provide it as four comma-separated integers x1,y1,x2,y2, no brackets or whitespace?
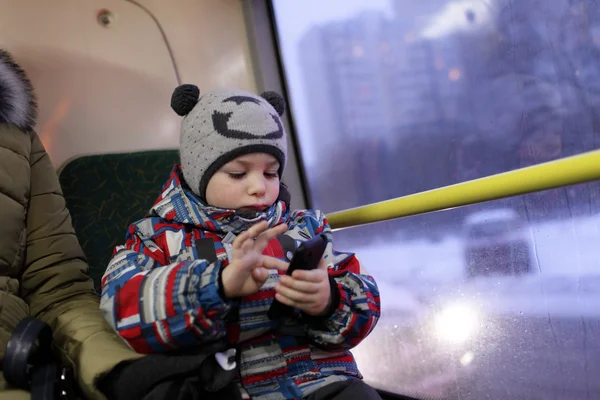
171,85,287,200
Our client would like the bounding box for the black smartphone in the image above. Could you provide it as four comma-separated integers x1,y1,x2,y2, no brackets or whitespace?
267,234,328,320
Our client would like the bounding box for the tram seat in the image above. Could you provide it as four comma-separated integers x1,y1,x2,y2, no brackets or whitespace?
58,150,179,290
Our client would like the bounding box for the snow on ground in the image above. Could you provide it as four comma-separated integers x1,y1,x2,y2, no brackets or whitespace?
350,214,600,319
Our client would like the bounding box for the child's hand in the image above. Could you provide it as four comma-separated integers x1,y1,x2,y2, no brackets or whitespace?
222,221,289,299
274,257,332,317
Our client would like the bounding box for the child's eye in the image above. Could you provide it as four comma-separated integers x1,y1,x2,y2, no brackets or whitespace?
265,172,278,178
228,173,245,179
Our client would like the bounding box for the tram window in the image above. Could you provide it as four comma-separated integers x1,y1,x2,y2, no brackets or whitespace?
333,193,600,400
272,1,600,399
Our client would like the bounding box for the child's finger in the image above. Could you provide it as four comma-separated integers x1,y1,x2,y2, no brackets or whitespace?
274,293,295,307
255,223,287,249
240,235,254,253
245,220,269,240
317,257,328,270
279,275,319,294
291,269,327,283
262,256,289,273
232,230,250,250
275,284,313,304
252,267,268,282
274,293,317,310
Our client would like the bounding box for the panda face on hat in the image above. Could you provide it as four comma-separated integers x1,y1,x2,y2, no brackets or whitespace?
172,85,287,201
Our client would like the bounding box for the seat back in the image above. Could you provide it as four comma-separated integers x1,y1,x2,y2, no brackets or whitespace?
58,150,179,290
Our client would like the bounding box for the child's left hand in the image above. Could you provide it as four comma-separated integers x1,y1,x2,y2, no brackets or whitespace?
274,257,332,317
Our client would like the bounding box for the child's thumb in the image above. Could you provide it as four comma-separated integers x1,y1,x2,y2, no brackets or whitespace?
318,257,328,270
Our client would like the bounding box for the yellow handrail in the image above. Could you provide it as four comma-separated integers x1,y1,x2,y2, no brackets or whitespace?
327,149,600,230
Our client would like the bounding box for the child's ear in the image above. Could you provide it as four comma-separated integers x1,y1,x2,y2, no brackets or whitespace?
277,182,291,207
171,84,200,116
260,91,285,116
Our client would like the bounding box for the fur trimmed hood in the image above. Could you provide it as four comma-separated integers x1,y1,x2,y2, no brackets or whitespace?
0,49,37,131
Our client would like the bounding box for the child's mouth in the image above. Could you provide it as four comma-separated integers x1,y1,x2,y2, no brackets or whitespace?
242,204,269,211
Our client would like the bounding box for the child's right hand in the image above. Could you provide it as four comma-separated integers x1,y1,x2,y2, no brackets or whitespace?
221,221,289,299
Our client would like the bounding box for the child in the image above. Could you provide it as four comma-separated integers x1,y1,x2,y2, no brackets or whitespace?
100,85,381,399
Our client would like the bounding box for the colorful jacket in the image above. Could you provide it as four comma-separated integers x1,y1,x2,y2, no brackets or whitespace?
100,165,380,399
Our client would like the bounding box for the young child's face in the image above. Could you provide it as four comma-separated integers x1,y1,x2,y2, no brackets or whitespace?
206,153,281,211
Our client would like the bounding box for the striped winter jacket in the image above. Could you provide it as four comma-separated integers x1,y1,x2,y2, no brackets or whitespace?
100,165,381,399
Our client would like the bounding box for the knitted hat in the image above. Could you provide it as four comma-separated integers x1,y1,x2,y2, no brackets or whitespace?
171,85,287,200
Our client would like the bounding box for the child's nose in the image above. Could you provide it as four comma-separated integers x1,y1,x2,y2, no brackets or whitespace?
248,176,267,196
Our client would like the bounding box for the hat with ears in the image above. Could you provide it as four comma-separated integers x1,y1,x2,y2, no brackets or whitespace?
171,85,288,201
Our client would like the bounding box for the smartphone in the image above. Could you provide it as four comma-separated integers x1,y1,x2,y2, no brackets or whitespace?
267,234,328,320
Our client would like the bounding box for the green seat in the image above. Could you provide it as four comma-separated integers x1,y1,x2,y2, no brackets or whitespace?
58,150,180,291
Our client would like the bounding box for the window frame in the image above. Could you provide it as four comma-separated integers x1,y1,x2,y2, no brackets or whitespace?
242,0,313,210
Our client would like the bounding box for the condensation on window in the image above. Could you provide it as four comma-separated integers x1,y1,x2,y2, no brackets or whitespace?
273,1,600,399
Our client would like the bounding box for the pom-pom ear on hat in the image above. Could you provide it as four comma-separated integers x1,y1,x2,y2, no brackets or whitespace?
171,84,200,116
260,91,285,116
